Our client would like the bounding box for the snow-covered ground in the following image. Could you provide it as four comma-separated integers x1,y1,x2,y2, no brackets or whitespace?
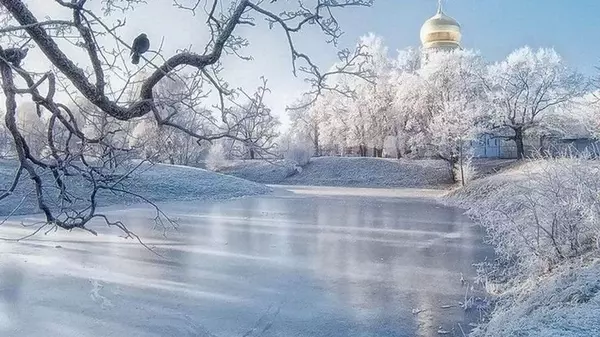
470,158,518,179
446,160,532,209
447,159,600,336
217,159,298,184
0,160,271,217
220,157,452,188
471,258,600,337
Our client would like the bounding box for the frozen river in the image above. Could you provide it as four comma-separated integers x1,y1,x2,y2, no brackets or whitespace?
0,186,491,337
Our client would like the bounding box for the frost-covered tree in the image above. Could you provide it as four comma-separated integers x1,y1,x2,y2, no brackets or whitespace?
390,70,424,158
292,36,430,158
131,115,212,165
13,102,48,159
485,47,587,159
386,47,424,158
206,140,229,171
278,131,314,166
289,89,352,156
356,34,395,157
288,95,324,156
0,122,12,158
418,50,487,182
317,33,393,157
572,92,600,138
228,78,280,159
394,47,422,74
528,91,600,154
131,76,215,165
324,93,355,155
78,99,137,168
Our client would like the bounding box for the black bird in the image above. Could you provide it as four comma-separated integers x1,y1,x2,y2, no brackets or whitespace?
3,47,28,67
130,33,150,65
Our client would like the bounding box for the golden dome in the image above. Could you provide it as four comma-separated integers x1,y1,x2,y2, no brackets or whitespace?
420,5,461,49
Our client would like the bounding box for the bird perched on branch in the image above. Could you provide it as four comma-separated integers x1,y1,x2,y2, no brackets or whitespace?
2,47,28,67
130,33,150,65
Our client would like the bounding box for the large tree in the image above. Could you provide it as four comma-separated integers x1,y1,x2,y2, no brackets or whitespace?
485,47,587,159
0,0,373,235
388,48,423,158
418,50,487,182
312,33,392,157
288,96,323,156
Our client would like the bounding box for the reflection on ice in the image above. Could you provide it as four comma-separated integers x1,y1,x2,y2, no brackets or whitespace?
0,260,23,331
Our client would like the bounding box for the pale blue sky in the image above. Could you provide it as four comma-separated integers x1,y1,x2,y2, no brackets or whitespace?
31,1,600,127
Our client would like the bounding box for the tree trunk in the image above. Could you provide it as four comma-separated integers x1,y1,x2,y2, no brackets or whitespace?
313,129,320,157
249,148,255,160
448,159,456,183
451,156,459,183
396,148,402,159
459,143,465,186
184,140,190,165
539,135,546,156
359,144,367,157
443,153,459,183
514,128,525,160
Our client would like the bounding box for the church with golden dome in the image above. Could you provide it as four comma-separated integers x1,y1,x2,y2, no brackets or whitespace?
420,0,462,51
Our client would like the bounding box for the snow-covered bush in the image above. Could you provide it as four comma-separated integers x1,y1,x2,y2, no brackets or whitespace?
206,142,229,171
471,259,600,337
284,142,313,167
466,156,600,275
450,156,600,335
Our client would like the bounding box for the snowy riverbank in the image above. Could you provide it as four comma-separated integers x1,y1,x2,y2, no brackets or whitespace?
219,156,453,188
0,160,272,217
216,159,299,184
447,158,600,336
